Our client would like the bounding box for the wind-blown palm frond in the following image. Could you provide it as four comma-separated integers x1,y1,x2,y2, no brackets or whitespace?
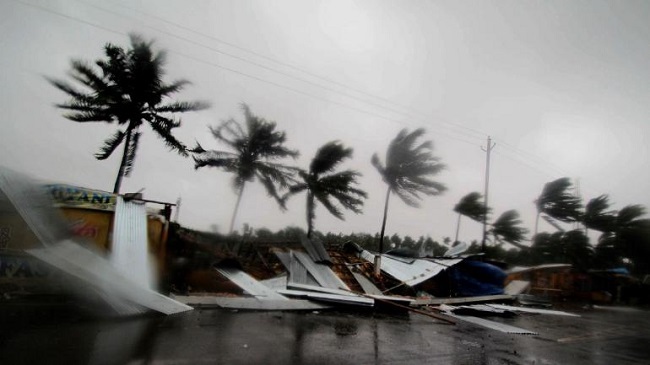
372,128,446,208
584,195,617,233
534,177,582,236
454,192,489,223
373,128,446,253
191,103,299,233
490,210,528,248
453,191,490,244
536,177,582,223
95,130,126,160
48,33,208,193
282,141,367,237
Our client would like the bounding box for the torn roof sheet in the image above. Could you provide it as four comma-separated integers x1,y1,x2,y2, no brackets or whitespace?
291,251,350,291
28,240,192,315
215,266,287,300
300,235,332,264
359,250,463,287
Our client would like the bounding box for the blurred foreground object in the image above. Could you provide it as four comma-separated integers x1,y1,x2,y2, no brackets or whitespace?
0,167,191,315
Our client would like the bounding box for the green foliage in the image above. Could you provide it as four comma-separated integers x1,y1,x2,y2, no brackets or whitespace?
490,210,528,247
282,141,367,237
372,128,446,252
48,34,208,193
454,192,489,222
536,177,582,226
191,104,299,233
584,194,617,232
372,128,446,207
192,104,299,201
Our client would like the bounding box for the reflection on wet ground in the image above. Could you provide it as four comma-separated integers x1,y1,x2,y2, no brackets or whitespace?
1,304,650,364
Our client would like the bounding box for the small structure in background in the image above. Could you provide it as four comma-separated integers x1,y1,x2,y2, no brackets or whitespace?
0,167,190,315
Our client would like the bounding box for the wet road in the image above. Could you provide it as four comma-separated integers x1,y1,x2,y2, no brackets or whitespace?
1,304,649,364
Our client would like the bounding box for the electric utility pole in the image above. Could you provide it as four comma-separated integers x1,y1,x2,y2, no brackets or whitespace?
481,136,496,253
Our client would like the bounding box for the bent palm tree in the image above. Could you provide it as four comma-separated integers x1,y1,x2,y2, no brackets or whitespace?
454,192,489,244
534,177,582,236
372,128,446,253
191,104,299,233
282,141,367,237
48,34,208,193
583,194,617,234
489,210,528,249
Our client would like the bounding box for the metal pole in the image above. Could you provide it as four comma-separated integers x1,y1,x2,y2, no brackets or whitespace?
174,197,181,223
481,136,496,253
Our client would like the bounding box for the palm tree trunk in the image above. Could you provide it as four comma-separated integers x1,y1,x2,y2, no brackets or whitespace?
229,183,246,234
534,210,540,237
378,186,392,253
454,213,462,244
306,192,315,238
113,128,133,194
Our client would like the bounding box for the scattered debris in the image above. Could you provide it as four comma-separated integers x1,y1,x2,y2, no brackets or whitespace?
504,280,530,295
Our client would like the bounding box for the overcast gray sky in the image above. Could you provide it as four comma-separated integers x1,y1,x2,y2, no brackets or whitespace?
1,0,649,245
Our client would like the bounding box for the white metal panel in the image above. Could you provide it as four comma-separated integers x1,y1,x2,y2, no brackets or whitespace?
279,289,374,306
292,251,350,290
111,197,152,289
215,266,288,300
174,296,331,311
28,240,193,315
360,250,463,287
487,304,580,317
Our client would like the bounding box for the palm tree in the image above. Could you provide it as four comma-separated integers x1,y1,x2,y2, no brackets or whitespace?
282,141,367,237
534,177,582,236
489,210,528,249
371,128,446,253
583,194,617,234
48,34,208,193
191,103,299,234
453,192,489,244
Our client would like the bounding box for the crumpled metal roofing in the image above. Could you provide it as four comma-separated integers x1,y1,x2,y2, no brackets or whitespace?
290,251,350,290
215,266,287,300
359,249,464,287
300,235,332,264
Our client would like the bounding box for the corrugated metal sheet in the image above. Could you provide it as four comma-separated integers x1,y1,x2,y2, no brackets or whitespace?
350,271,382,295
291,251,350,290
111,196,152,289
359,250,463,287
486,304,580,317
260,274,288,290
440,305,537,335
174,296,331,311
288,251,321,287
28,240,193,315
273,250,292,269
0,167,69,247
445,313,538,335
504,280,530,295
215,266,287,300
279,289,374,306
300,235,331,264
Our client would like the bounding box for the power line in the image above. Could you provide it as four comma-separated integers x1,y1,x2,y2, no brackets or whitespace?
101,0,486,139
14,0,591,189
16,0,485,149
77,0,488,142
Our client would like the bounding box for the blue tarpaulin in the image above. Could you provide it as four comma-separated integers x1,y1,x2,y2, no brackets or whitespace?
448,260,506,297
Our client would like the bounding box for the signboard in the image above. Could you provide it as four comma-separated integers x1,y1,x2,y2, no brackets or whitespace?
45,184,116,211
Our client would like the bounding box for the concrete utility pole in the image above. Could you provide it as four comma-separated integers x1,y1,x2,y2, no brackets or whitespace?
481,136,496,253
